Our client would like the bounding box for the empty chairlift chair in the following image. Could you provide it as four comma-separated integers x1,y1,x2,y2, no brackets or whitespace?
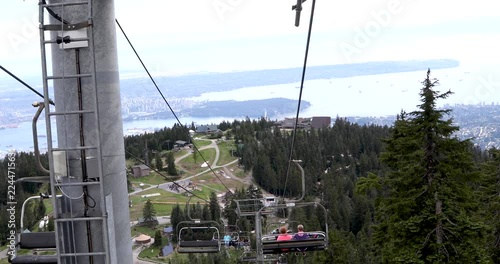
10,232,58,264
10,195,58,264
176,221,221,253
176,196,222,253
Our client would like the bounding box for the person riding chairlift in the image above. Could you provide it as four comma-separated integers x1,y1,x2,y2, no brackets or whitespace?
275,226,293,254
293,224,307,240
223,234,231,247
293,224,308,256
276,226,292,241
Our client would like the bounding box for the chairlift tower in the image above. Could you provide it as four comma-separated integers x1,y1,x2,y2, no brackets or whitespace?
38,0,132,263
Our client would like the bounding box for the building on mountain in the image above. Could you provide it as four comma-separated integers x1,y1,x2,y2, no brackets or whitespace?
131,164,151,177
276,116,332,130
311,116,331,129
196,125,220,134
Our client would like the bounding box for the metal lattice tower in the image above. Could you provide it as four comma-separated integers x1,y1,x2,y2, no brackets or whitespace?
38,0,132,263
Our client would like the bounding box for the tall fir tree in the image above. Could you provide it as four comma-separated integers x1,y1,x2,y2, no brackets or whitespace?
209,192,221,222
47,216,55,232
193,149,198,164
143,199,157,226
170,204,184,242
167,152,178,176
38,199,46,220
155,151,163,171
153,230,162,247
479,148,500,260
374,70,492,263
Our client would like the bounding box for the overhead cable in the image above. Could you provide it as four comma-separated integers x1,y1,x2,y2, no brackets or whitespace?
115,18,233,194
0,65,55,106
283,0,317,197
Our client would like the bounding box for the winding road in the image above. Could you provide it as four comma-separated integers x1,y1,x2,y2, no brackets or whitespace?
158,139,240,192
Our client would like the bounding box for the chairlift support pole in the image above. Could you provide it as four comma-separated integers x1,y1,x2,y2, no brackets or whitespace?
38,0,132,263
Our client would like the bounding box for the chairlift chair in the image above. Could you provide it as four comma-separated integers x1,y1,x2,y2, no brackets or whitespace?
223,224,241,247
9,195,59,264
237,230,251,249
259,202,328,255
176,221,221,253
175,196,222,253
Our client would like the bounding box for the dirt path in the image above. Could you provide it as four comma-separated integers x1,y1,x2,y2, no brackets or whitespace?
129,182,156,195
132,239,157,264
222,167,275,198
174,139,218,172
222,167,252,185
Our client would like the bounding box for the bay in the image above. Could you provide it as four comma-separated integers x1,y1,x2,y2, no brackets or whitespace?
1,61,498,156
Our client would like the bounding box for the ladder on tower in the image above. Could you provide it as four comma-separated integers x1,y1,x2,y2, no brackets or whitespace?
38,0,111,263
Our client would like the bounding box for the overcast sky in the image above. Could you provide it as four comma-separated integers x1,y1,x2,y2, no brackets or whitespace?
1,0,499,78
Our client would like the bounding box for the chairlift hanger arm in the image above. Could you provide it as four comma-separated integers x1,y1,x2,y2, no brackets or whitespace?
282,0,316,196
292,0,307,27
288,160,305,203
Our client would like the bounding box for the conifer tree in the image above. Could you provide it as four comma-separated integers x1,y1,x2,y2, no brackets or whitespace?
209,192,221,222
479,148,500,260
32,200,39,221
24,202,35,230
167,152,178,176
193,149,198,164
155,152,163,171
202,204,210,220
374,70,491,263
37,199,46,220
153,230,162,247
170,204,184,242
143,199,157,226
47,216,55,232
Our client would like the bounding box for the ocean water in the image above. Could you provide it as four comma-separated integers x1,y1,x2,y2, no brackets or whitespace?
187,62,500,118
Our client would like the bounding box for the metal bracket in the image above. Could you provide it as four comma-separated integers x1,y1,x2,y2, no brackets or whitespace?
43,21,90,31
